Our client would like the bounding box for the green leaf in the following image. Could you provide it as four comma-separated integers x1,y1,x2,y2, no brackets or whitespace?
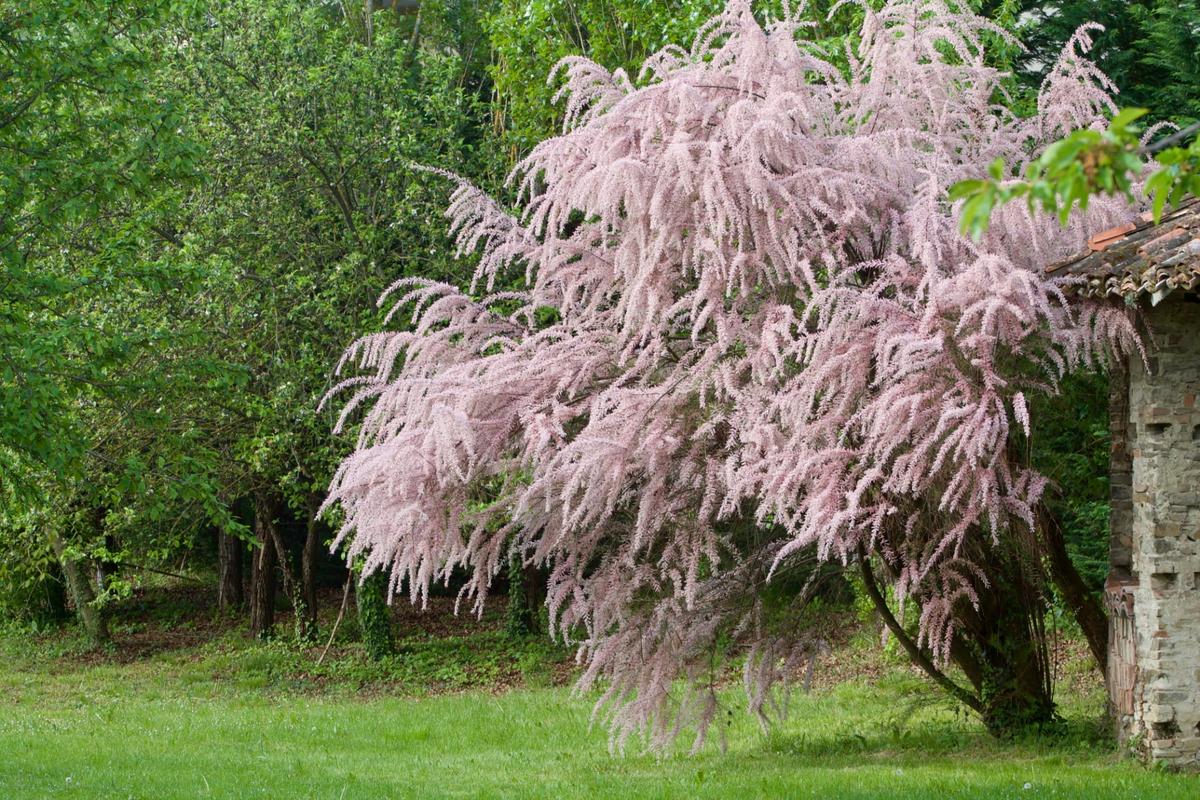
1109,107,1149,131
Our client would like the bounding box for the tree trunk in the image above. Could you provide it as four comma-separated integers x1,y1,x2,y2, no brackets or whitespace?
971,601,1056,737
505,551,543,637
260,498,316,643
217,531,244,611
953,548,1056,738
862,543,1056,738
249,492,279,639
50,532,109,647
300,494,322,636
355,569,394,660
858,551,982,715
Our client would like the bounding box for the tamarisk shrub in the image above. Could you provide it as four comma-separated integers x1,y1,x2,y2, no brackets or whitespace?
324,0,1140,747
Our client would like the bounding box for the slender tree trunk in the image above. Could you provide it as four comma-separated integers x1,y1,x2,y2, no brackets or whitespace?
300,494,322,635
249,492,278,639
50,532,109,647
260,499,316,643
858,551,982,714
217,531,245,610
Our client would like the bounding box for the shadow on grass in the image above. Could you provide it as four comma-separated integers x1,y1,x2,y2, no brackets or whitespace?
748,677,1115,768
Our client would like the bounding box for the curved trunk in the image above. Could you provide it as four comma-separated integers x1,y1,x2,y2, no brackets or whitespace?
861,545,1056,738
51,532,109,647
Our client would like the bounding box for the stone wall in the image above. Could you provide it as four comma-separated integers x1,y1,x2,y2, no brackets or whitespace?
1121,293,1200,767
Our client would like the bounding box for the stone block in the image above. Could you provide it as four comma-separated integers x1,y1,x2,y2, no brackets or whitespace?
1145,704,1177,724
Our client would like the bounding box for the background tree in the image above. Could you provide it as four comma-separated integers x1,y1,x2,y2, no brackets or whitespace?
2,0,507,646
996,1,1200,124
156,0,499,639
0,0,231,643
0,0,200,490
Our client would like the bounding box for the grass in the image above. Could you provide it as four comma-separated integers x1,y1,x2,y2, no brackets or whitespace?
0,588,1197,798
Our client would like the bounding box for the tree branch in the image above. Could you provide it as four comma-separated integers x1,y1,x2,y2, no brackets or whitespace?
857,546,983,714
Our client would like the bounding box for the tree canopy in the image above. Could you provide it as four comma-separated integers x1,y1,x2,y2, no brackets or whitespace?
325,0,1140,743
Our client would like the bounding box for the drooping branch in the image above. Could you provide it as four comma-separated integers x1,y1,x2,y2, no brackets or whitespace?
857,546,983,714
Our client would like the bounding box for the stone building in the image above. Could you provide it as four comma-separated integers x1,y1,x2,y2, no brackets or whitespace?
1050,199,1200,767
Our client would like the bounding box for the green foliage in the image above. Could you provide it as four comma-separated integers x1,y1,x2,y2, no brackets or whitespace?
1143,132,1200,220
163,0,491,506
0,0,202,492
1030,374,1113,590
950,108,1151,238
1132,1,1200,124
3,0,508,629
356,570,395,661
951,108,1200,238
0,512,66,628
1003,1,1200,126
951,0,1200,235
486,0,723,155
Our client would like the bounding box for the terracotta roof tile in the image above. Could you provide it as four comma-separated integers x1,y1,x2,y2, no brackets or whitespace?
1046,198,1200,300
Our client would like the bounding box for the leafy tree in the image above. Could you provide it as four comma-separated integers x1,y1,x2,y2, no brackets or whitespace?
325,0,1136,742
0,0,235,643
0,0,200,492
154,0,499,638
981,1,1200,124
2,0,508,644
952,107,1200,238
487,0,724,155
1133,1,1200,123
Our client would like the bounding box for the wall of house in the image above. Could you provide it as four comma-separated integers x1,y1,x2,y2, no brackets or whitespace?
1122,293,1200,767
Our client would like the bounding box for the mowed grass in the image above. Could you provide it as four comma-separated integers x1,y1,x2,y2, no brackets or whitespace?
0,604,1195,799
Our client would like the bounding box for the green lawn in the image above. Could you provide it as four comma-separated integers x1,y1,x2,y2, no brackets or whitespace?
1,630,1196,800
